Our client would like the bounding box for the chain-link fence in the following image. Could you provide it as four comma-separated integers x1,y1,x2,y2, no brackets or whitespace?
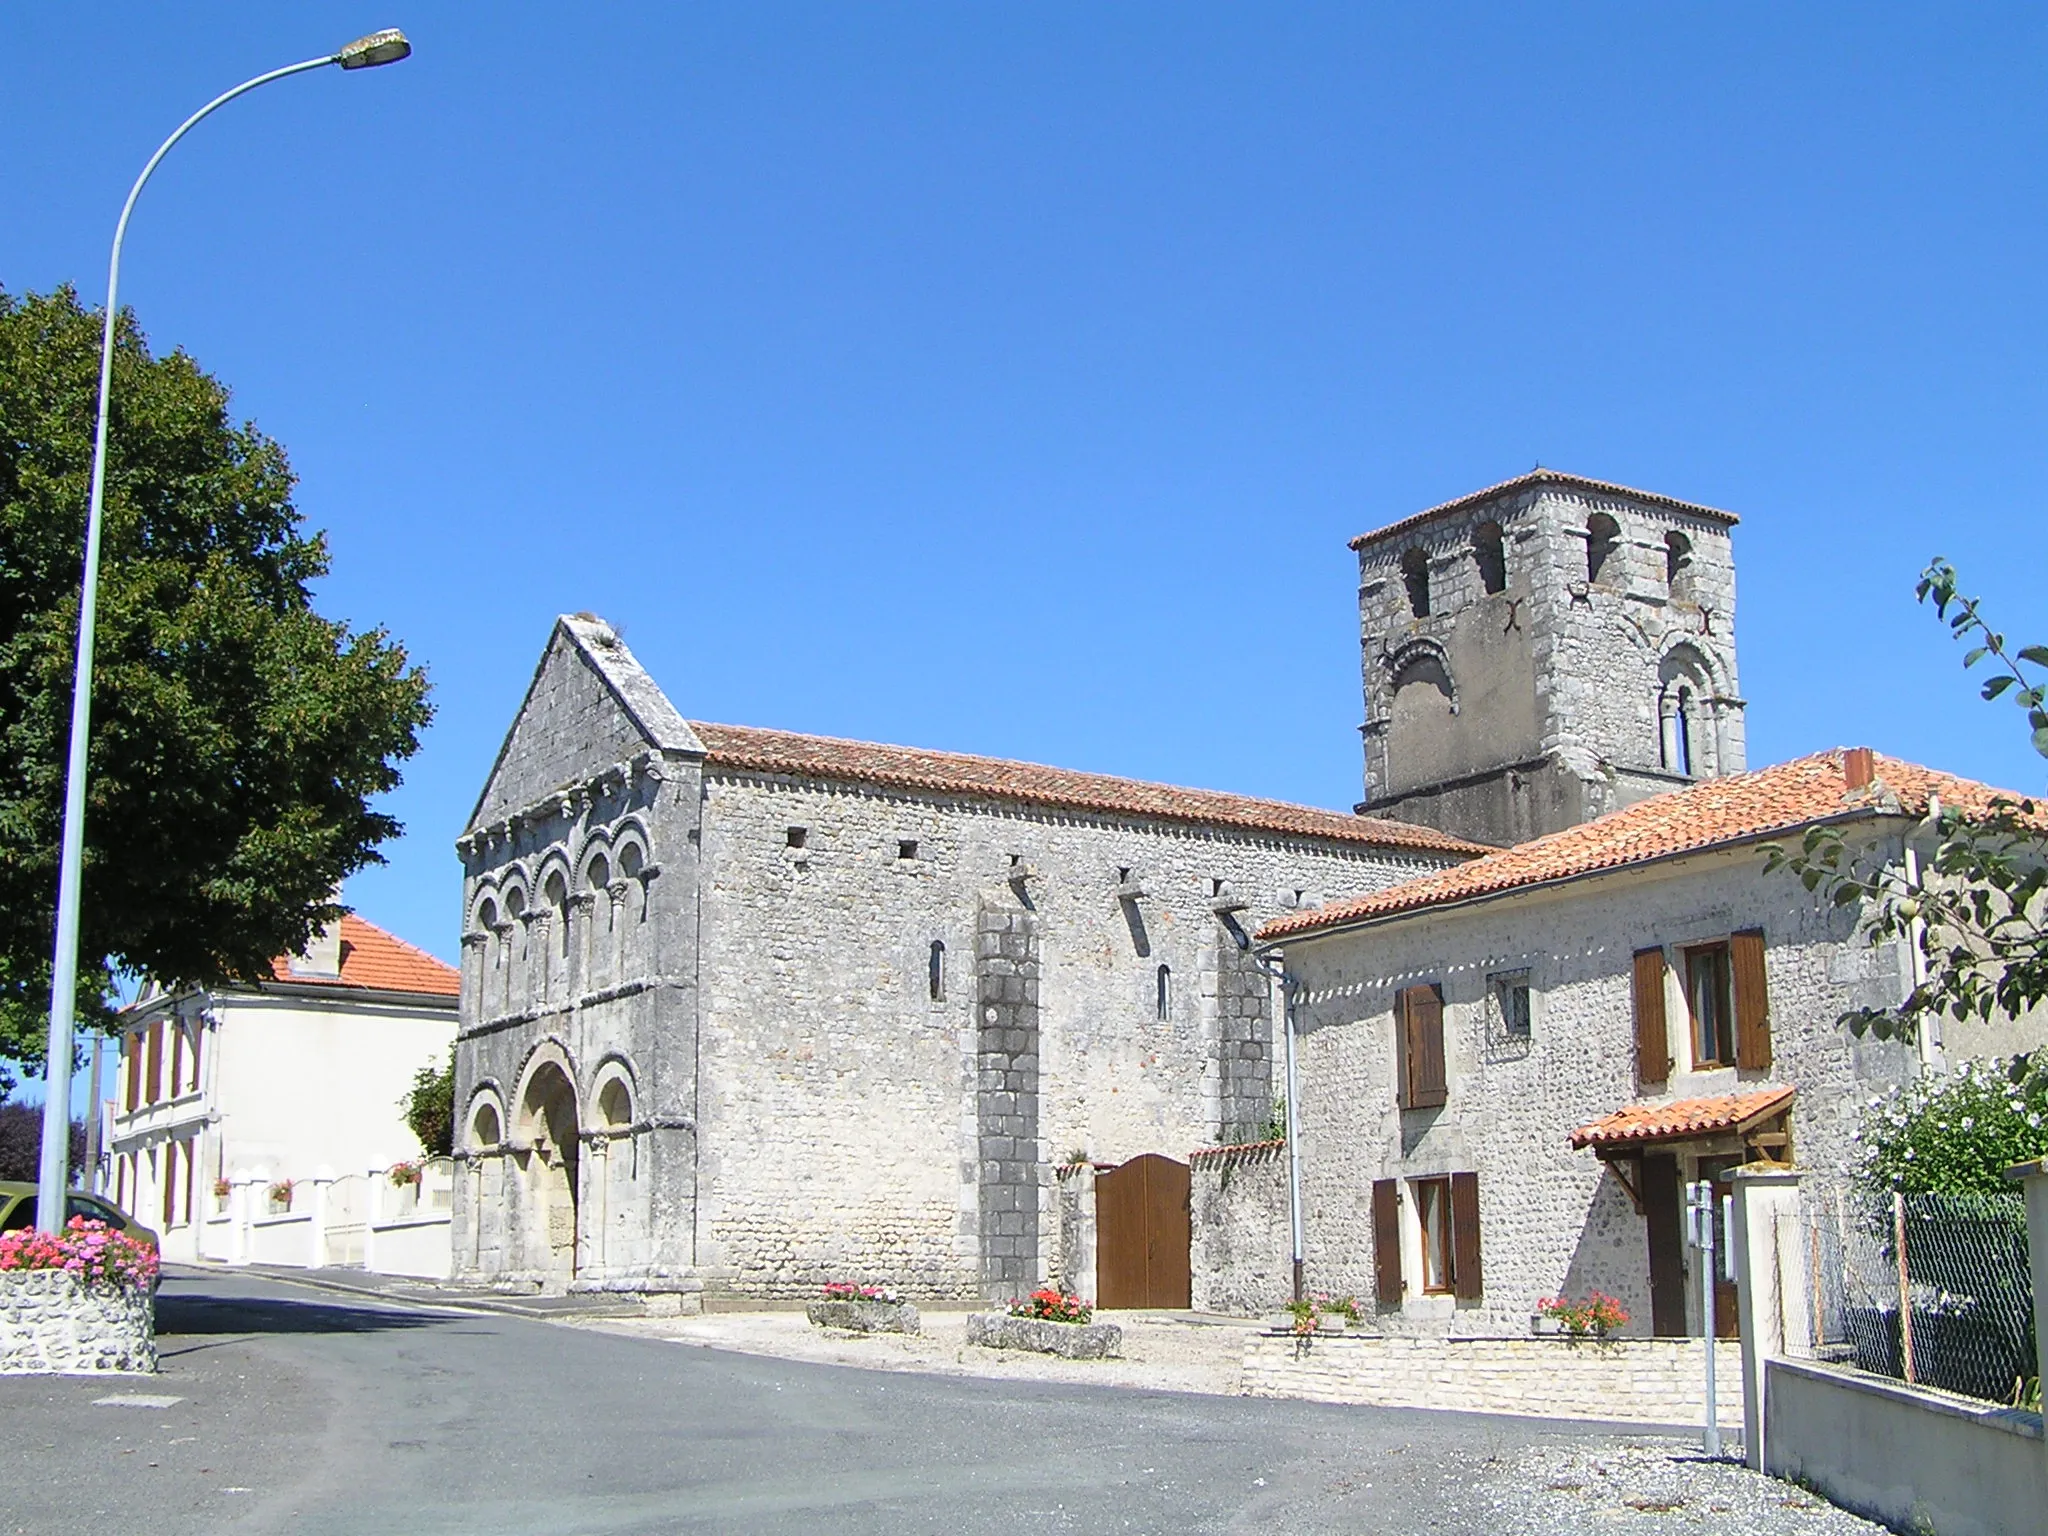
1795,1187,2036,1405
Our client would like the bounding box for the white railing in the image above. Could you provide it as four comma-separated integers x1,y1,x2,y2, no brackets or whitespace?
207,1158,455,1279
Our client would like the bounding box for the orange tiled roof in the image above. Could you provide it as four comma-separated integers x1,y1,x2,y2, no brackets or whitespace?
1569,1086,1797,1150
1259,748,2042,943
686,721,1488,857
1349,469,1740,551
269,914,459,998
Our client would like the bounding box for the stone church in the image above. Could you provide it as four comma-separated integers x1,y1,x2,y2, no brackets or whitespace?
449,615,1479,1304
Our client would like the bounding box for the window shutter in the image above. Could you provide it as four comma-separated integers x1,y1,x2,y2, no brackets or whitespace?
1410,985,1448,1109
146,1021,163,1106
1372,1178,1403,1305
1631,948,1670,1088
1732,928,1771,1070
1450,1171,1483,1300
125,1035,142,1112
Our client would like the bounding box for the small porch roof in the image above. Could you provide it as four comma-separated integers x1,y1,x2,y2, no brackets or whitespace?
1568,1085,1796,1152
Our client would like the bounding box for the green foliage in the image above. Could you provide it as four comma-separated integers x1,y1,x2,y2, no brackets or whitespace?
0,287,431,1073
401,1054,455,1158
1854,1055,2048,1197
1761,560,2045,1044
1262,1095,1288,1143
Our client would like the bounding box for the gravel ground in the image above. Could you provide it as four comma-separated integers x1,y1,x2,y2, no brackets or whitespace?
575,1306,1255,1396
1463,1438,1888,1534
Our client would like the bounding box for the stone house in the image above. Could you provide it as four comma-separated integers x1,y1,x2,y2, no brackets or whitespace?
1253,747,2044,1337
103,915,458,1264
450,614,1481,1304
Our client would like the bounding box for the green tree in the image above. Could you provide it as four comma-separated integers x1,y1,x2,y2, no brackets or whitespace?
401,1054,455,1158
1765,560,2046,1044
0,286,431,1084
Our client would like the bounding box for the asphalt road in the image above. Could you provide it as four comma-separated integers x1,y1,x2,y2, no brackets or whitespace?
5,1268,1651,1535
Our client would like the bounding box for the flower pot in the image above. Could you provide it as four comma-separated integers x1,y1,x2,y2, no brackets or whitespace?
1531,1315,1564,1336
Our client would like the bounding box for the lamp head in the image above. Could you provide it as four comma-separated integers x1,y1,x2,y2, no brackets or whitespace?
336,29,411,69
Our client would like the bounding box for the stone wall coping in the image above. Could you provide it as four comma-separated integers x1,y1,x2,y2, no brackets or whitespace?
251,1212,311,1228
1191,1138,1285,1163
1767,1356,2045,1441
369,1214,452,1234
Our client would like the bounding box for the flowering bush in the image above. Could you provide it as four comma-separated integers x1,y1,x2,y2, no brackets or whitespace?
388,1161,423,1189
1284,1294,1363,1335
822,1281,901,1304
0,1217,159,1290
1537,1293,1630,1337
1009,1287,1092,1324
1855,1055,2048,1197
266,1179,293,1209
212,1177,231,1201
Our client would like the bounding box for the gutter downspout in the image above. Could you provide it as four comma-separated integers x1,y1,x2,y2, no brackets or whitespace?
1245,937,1306,1305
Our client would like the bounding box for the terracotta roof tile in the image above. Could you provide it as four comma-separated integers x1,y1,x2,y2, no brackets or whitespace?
686,721,1489,856
1569,1086,1797,1150
269,915,459,999
1259,748,2042,942
1350,469,1740,551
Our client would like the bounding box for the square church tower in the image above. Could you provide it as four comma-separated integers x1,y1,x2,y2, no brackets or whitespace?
1355,470,1744,847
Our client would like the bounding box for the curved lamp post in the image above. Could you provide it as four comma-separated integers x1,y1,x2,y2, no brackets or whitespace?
36,30,412,1234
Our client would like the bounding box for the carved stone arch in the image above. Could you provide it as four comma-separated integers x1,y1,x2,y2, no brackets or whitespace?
1384,639,1458,716
575,826,615,890
1656,639,1722,777
588,1054,637,1131
465,1081,506,1152
509,1037,581,1284
510,1035,577,1121
1657,636,1723,693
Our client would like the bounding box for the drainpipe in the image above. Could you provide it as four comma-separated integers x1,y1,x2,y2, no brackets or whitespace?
1905,793,1943,1072
1246,940,1306,1305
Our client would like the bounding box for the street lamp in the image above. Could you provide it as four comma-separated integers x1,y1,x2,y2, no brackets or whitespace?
35,30,412,1234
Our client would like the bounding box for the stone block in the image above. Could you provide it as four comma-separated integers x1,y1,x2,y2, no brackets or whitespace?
965,1312,1122,1359
805,1299,921,1335
0,1272,156,1376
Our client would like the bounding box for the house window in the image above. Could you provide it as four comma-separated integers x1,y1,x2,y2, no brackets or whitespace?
1401,547,1431,617
898,839,918,861
786,826,807,849
1395,982,1448,1110
1474,521,1507,595
1415,1177,1455,1294
928,940,946,1003
1156,964,1172,1022
1686,943,1736,1067
1491,971,1531,1038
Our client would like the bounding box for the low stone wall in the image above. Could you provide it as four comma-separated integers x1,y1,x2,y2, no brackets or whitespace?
0,1272,156,1375
966,1313,1122,1359
1191,1141,1289,1316
1765,1356,2046,1536
1242,1332,1742,1425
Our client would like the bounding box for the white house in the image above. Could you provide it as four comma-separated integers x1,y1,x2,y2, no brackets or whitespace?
104,913,458,1267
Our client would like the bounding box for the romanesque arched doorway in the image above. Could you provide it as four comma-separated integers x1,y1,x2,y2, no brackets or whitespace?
518,1060,580,1287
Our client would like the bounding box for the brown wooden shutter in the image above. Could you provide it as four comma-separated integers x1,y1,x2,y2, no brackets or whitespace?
1632,947,1670,1088
146,1021,163,1106
1403,984,1448,1109
125,1034,142,1112
1372,1178,1403,1305
1732,928,1771,1070
1450,1170,1483,1300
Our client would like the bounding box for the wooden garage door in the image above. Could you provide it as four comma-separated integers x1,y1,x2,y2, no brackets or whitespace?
1096,1154,1191,1309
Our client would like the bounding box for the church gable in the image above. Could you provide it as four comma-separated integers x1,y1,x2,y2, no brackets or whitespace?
467,615,702,831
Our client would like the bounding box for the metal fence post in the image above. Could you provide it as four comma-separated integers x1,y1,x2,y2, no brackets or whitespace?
1894,1190,1915,1386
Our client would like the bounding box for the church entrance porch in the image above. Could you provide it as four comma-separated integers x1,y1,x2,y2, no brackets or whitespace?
518,1060,581,1290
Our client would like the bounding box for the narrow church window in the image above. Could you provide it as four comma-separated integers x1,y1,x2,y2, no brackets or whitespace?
929,940,946,1002
1665,531,1694,601
1401,547,1431,617
786,826,807,849
1473,521,1507,595
1156,964,1172,1022
898,839,919,861
1673,687,1695,776
1586,513,1622,585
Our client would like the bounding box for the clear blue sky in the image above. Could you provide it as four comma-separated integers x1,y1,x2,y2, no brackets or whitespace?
6,2,2047,996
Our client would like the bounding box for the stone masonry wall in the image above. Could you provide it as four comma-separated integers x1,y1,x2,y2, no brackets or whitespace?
1283,833,1917,1337
0,1272,155,1374
977,898,1041,1299
1192,1140,1291,1315
693,770,1458,1299
1243,1333,1743,1425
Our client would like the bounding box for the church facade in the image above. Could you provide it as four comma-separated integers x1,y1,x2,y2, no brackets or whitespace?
449,615,1477,1302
